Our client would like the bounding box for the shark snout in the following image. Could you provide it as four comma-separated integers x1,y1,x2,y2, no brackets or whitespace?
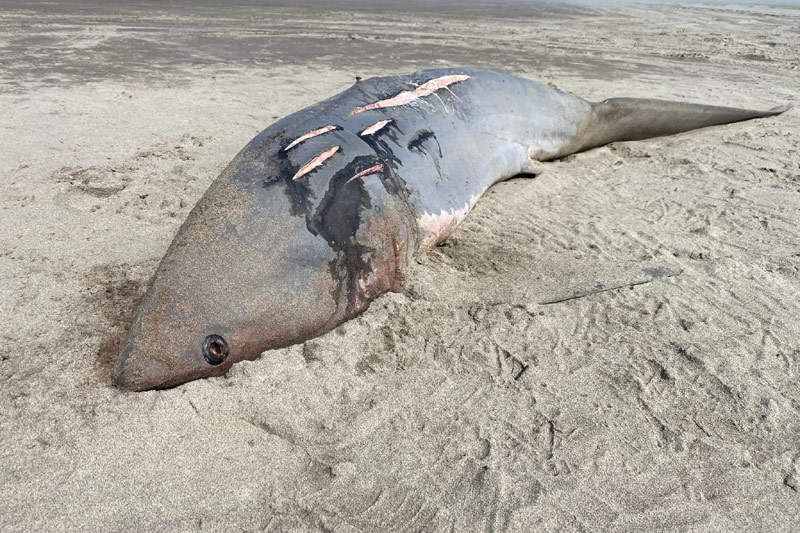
113,343,172,391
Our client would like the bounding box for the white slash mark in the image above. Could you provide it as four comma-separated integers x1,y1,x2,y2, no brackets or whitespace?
284,125,338,151
292,145,340,180
345,164,384,184
360,119,393,136
349,74,470,116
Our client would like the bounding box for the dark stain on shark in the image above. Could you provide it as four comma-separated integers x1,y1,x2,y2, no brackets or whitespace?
407,129,442,157
307,155,377,316
360,121,404,171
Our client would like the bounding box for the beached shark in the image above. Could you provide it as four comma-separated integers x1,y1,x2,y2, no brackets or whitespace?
113,68,789,390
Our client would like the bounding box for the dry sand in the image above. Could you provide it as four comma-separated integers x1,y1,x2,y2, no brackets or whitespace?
1,1,799,530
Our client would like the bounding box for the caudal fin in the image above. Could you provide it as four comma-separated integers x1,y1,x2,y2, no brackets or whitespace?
573,98,791,155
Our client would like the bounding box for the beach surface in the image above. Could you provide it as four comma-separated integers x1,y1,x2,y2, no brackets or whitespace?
1,1,798,530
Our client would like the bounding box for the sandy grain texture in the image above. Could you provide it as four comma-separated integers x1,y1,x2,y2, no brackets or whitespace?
1,1,799,531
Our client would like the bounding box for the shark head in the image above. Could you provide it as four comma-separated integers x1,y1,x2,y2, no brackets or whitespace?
113,147,343,391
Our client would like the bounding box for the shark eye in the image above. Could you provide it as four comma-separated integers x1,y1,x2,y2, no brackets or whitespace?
202,335,229,365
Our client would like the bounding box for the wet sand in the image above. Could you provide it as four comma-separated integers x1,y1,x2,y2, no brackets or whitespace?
1,1,798,530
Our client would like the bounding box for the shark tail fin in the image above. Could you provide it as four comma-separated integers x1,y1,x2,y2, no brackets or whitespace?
566,98,791,157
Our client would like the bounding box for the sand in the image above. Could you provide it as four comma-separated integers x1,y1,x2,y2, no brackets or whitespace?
1,1,798,530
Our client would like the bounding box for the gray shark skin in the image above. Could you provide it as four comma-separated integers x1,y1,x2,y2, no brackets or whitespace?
113,67,789,391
